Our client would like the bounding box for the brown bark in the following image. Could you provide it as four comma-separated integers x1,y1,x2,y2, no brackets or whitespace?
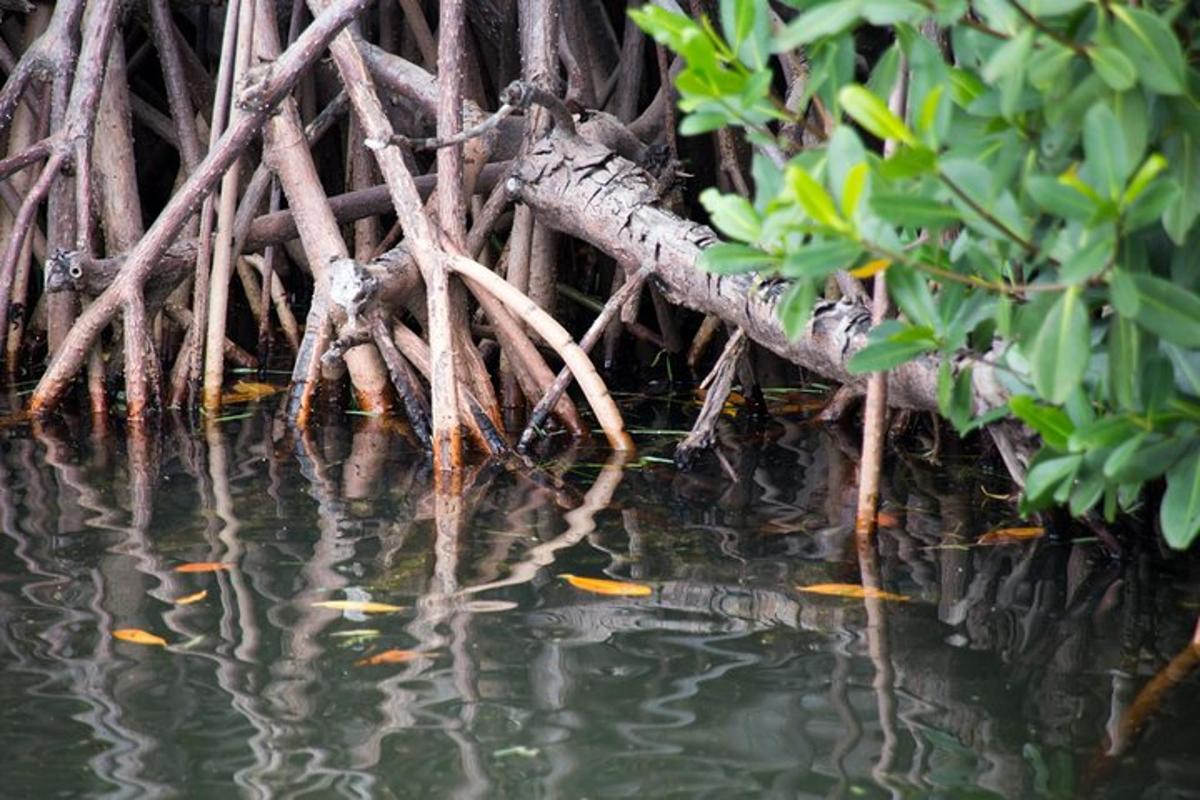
30,0,375,416
508,127,1010,416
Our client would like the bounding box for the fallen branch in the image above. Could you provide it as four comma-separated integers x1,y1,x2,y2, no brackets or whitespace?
507,127,1011,416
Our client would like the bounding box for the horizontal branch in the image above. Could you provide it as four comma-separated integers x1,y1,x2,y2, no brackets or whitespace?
507,126,1010,415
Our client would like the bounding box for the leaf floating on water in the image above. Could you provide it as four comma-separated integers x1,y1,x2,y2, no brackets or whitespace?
312,600,405,613
797,583,910,602
330,629,382,638
493,745,540,759
173,562,232,573
354,648,425,666
174,589,208,605
977,526,1045,545
220,380,282,405
460,599,519,613
559,574,653,597
113,628,168,647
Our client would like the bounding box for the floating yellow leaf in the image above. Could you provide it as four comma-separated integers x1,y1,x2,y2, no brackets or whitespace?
354,648,425,667
977,526,1045,545
113,628,168,647
221,380,281,405
312,599,405,613
174,562,232,573
849,258,891,279
174,590,208,605
559,574,652,597
797,583,910,602
330,629,381,638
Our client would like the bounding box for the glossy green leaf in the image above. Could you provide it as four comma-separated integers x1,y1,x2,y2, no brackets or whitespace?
1009,395,1073,452
786,164,849,232
847,321,937,373
1083,103,1130,199
780,240,863,279
699,243,779,275
1087,44,1137,92
1031,287,1090,404
886,263,939,330
838,84,916,146
1024,452,1083,507
869,193,961,228
1161,448,1200,549
700,188,762,242
779,279,818,340
1111,6,1187,95
1025,175,1096,221
774,1,862,50
1164,134,1200,245
1123,273,1200,348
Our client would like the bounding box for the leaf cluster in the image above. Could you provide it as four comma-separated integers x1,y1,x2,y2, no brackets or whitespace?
634,0,1200,548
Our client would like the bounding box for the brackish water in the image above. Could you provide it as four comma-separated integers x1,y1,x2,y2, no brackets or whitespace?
2,395,1199,799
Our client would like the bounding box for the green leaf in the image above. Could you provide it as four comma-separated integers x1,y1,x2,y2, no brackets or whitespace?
1087,44,1137,92
886,263,939,330
786,164,849,232
774,0,862,50
679,111,733,136
1030,287,1090,404
780,240,863,279
700,188,762,242
877,144,939,179
1163,343,1200,399
699,243,779,275
720,0,755,48
1102,432,1150,480
1111,5,1187,96
779,279,818,340
1164,133,1200,245
982,27,1034,86
847,321,937,373
1024,452,1083,507
1009,395,1073,452
1058,232,1113,285
838,84,916,146
938,362,974,433
869,193,962,228
1106,434,1190,483
1123,272,1200,348
1083,103,1131,199
841,162,869,218
1107,316,1140,409
1122,154,1168,207
1162,448,1200,549
1124,179,1179,232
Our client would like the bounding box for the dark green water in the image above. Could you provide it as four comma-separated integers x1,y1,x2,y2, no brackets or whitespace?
2,402,1199,799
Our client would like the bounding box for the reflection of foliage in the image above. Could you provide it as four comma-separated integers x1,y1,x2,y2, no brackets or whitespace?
634,1,1200,549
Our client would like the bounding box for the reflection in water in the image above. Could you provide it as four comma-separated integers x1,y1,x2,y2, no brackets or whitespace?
0,408,1198,798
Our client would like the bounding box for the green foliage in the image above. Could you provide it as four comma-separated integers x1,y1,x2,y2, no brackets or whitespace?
633,0,1200,549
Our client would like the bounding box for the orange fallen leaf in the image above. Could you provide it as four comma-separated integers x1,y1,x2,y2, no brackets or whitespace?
312,599,405,613
113,628,168,647
220,380,281,405
977,526,1045,545
173,562,232,573
354,648,425,667
559,574,652,597
797,583,910,602
174,589,208,605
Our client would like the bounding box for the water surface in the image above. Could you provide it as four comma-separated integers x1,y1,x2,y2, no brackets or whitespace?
1,401,1198,798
